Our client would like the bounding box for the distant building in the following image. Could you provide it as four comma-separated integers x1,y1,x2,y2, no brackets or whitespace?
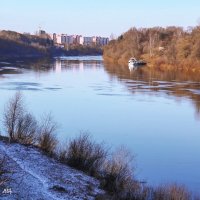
51,33,57,43
75,35,83,45
37,29,46,37
79,36,84,45
95,37,109,46
83,37,93,45
61,34,67,44
66,35,75,45
49,33,109,46
56,34,62,44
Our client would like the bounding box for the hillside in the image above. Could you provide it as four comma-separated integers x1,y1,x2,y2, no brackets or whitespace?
0,30,53,58
0,30,102,59
103,26,200,71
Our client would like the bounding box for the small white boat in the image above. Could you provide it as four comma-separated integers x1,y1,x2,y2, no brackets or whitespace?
128,57,146,68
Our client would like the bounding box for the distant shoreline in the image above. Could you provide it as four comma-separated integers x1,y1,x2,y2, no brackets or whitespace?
0,53,102,59
0,30,103,61
103,26,200,73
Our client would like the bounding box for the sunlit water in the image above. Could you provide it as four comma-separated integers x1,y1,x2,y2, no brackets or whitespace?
0,56,200,194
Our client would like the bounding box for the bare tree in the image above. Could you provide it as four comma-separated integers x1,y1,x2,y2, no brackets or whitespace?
3,92,38,145
3,91,24,141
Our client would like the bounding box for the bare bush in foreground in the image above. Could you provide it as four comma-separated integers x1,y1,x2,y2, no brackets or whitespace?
3,92,38,145
153,184,191,200
101,147,135,196
15,113,38,145
3,91,24,141
37,113,58,155
64,133,107,176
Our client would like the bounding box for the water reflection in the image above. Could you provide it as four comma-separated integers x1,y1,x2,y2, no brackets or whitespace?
0,57,103,91
1,58,200,118
104,62,200,118
0,57,200,193
54,58,102,72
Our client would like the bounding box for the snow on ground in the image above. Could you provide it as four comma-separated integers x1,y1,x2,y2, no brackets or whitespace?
0,141,105,200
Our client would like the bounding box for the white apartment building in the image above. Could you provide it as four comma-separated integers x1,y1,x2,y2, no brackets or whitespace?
54,34,62,44
50,33,109,46
76,35,83,45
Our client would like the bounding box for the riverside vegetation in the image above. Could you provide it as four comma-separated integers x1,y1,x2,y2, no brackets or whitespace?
103,26,200,72
0,92,200,200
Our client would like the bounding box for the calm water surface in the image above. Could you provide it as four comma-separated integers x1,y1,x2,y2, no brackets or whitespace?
0,56,200,194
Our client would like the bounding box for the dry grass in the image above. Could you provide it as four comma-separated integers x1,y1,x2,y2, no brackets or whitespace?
0,157,9,189
60,133,107,176
102,147,133,193
3,93,58,154
14,113,38,145
152,184,191,200
37,113,58,156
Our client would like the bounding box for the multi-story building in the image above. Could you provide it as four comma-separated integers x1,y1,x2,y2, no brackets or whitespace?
60,34,66,44
50,33,109,46
95,37,109,46
75,35,83,45
51,33,57,43
66,35,75,45
55,34,62,44
83,37,94,45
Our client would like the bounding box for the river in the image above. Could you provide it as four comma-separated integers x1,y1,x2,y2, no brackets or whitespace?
0,56,200,194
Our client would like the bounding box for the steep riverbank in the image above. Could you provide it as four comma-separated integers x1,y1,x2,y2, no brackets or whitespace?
0,138,104,200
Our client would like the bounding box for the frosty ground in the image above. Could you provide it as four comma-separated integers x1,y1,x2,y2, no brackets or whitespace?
0,140,105,200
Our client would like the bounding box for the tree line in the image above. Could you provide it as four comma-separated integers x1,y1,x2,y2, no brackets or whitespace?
103,26,200,71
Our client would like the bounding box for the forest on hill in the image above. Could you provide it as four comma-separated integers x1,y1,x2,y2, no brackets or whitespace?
0,30,52,58
0,30,102,59
103,26,200,71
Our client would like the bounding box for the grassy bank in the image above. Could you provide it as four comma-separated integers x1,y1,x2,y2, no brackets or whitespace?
0,92,199,199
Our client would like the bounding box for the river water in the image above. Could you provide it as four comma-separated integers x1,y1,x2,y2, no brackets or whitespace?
0,56,200,194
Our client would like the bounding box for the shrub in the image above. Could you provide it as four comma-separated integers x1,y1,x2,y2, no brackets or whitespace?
0,157,9,188
63,133,107,176
99,147,152,200
3,91,24,141
37,113,58,156
101,147,135,196
153,184,191,200
3,92,38,145
14,112,38,145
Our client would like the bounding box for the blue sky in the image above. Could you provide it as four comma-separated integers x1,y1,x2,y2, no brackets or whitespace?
1,0,200,37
